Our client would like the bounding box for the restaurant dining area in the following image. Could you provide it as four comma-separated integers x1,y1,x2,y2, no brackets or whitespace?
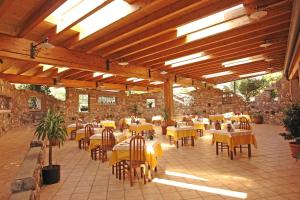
0,0,300,200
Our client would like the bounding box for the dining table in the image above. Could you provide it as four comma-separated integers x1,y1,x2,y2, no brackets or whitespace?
230,115,252,122
100,120,116,129
109,138,163,180
211,129,257,160
129,123,154,135
75,127,103,141
166,126,197,148
89,131,128,150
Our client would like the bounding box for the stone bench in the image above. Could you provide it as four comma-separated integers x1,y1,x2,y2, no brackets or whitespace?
10,143,45,200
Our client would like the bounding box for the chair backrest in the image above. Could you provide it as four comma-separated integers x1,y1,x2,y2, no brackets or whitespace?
101,128,115,151
215,121,221,130
75,120,83,130
129,135,146,163
85,124,94,140
239,117,251,130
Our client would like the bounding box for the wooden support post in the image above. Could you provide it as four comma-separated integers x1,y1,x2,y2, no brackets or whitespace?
163,77,174,120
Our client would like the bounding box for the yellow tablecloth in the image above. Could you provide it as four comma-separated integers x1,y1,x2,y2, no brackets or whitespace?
75,128,103,141
129,123,154,134
166,126,197,142
89,132,127,150
109,140,163,169
209,115,225,122
193,123,205,130
212,129,257,151
100,121,116,129
67,127,75,135
230,115,251,122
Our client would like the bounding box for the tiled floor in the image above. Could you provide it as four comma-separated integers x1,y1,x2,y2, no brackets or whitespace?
38,124,300,200
0,125,35,200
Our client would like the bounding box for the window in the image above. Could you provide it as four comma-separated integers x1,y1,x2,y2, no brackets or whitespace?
28,97,41,110
222,92,234,104
98,96,116,105
146,99,155,108
79,94,89,112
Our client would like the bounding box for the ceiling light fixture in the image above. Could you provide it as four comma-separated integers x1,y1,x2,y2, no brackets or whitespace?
222,55,265,67
249,5,268,20
239,71,267,78
203,71,233,79
57,67,69,73
41,64,53,71
133,78,144,82
118,60,129,66
171,55,211,68
264,58,273,62
30,38,54,59
126,77,137,81
160,71,168,75
259,41,272,48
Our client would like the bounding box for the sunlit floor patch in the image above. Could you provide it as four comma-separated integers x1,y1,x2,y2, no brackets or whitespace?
152,178,247,199
165,170,208,181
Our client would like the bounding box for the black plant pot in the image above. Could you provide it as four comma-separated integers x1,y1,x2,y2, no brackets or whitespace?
42,165,60,185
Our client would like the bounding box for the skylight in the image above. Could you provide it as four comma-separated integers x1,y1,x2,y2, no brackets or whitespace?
239,71,267,78
102,73,113,79
165,52,204,65
41,64,53,71
203,71,233,79
93,72,104,77
222,55,265,67
74,0,138,39
171,55,211,68
57,67,69,73
45,0,106,33
177,4,245,37
186,15,252,43
150,81,164,85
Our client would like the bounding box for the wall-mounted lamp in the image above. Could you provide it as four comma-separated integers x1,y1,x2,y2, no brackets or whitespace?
30,38,54,59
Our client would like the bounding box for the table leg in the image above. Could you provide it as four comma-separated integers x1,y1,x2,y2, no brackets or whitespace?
78,140,81,149
147,164,152,182
230,151,233,160
221,143,223,152
248,144,251,158
216,142,219,155
191,136,195,146
176,140,179,149
169,136,172,145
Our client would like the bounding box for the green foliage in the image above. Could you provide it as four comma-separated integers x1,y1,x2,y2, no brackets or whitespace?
15,84,51,95
282,104,300,144
237,78,268,102
270,89,278,100
161,107,169,121
35,109,67,165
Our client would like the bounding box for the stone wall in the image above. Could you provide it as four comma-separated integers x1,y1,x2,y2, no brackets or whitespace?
10,142,45,200
65,86,248,124
250,78,292,125
0,80,64,137
65,88,163,124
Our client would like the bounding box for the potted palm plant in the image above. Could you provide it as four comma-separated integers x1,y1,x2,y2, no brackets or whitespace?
282,104,300,160
35,109,67,184
252,111,263,124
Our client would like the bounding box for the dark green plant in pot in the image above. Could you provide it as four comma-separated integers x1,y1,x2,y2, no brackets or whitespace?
35,109,67,184
282,104,300,160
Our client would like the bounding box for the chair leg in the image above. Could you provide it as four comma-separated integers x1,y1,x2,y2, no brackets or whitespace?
240,145,242,153
130,168,133,186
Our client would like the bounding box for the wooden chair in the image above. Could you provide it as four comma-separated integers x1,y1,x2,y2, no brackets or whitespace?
92,128,115,162
121,136,147,186
215,120,229,155
234,117,251,155
80,124,94,150
71,121,82,140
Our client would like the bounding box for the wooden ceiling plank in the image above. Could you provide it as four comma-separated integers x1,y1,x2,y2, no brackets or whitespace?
18,0,67,37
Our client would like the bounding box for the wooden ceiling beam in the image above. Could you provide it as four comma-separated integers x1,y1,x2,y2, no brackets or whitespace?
17,0,67,37
166,43,286,73
0,0,14,19
144,31,288,69
0,34,165,81
126,12,291,64
72,0,208,51
172,47,286,74
86,0,241,53
17,63,39,75
95,1,290,56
